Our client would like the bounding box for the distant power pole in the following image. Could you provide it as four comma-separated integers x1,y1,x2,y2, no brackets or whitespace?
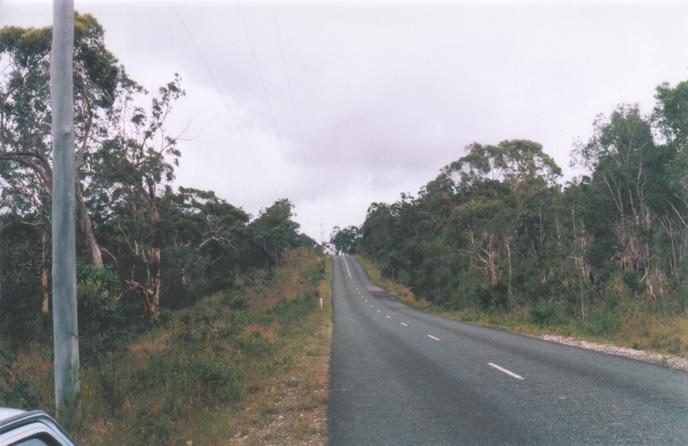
51,0,80,424
320,222,324,246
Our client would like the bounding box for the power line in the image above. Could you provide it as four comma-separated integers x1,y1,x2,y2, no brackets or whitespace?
168,0,253,151
271,2,306,153
238,3,282,140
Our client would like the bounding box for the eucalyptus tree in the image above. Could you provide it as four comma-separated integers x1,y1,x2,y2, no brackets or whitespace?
0,14,130,268
654,81,688,286
249,199,301,267
330,225,361,254
575,106,672,298
90,76,184,320
159,187,251,297
0,166,50,313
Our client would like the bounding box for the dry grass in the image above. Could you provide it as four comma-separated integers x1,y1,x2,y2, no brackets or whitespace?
617,313,688,355
3,249,332,445
227,257,332,445
247,250,322,314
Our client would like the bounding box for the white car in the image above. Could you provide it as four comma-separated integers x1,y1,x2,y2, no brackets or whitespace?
0,409,77,446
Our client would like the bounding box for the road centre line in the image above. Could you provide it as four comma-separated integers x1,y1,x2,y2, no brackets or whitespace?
344,258,353,276
488,362,524,380
386,315,391,319
400,322,408,327
427,334,440,341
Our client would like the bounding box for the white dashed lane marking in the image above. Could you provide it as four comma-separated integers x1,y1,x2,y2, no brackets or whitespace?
427,335,440,341
488,363,524,380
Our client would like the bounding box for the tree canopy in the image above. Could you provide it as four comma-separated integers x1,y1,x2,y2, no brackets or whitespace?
337,83,688,322
0,15,316,335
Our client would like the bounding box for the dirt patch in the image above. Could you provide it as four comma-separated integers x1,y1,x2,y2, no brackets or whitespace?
242,322,278,342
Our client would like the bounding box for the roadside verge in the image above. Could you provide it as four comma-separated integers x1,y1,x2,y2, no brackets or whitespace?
227,255,333,445
354,255,688,372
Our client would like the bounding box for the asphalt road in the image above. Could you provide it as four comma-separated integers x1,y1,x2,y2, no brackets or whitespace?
327,255,688,445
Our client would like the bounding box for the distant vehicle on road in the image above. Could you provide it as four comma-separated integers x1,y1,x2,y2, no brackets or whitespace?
0,409,77,446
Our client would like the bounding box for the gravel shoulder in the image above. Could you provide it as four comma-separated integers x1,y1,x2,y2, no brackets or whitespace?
539,333,688,372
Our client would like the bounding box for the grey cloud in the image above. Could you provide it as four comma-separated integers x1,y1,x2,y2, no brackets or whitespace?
2,1,688,240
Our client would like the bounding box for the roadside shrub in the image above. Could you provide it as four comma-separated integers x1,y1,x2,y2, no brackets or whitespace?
0,350,38,408
450,267,483,309
0,222,46,344
621,270,646,295
459,312,480,323
132,410,174,443
132,349,242,413
479,282,508,312
650,333,684,355
0,292,45,345
235,332,273,357
171,315,206,347
78,265,129,362
214,312,248,341
528,300,568,327
222,292,248,311
93,357,125,415
302,264,325,287
192,356,242,405
579,309,620,336
260,289,317,327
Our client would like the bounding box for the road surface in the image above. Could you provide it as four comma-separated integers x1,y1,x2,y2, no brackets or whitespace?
327,255,688,445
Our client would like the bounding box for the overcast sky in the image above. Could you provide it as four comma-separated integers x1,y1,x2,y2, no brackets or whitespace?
2,1,688,241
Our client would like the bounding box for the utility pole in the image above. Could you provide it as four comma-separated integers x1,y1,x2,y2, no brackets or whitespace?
51,0,80,425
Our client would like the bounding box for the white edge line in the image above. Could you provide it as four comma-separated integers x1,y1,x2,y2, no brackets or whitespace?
427,334,440,341
488,362,524,380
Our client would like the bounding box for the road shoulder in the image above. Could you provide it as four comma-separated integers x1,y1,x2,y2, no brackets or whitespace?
228,256,333,445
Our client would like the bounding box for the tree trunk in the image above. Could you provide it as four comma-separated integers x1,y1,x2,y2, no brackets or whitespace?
143,204,161,320
505,237,512,311
75,180,103,268
143,247,161,321
578,260,586,322
41,230,50,314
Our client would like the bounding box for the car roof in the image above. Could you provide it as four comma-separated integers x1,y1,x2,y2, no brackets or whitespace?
0,408,25,424
0,409,78,445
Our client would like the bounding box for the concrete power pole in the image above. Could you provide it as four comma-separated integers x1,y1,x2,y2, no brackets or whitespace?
51,0,80,424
